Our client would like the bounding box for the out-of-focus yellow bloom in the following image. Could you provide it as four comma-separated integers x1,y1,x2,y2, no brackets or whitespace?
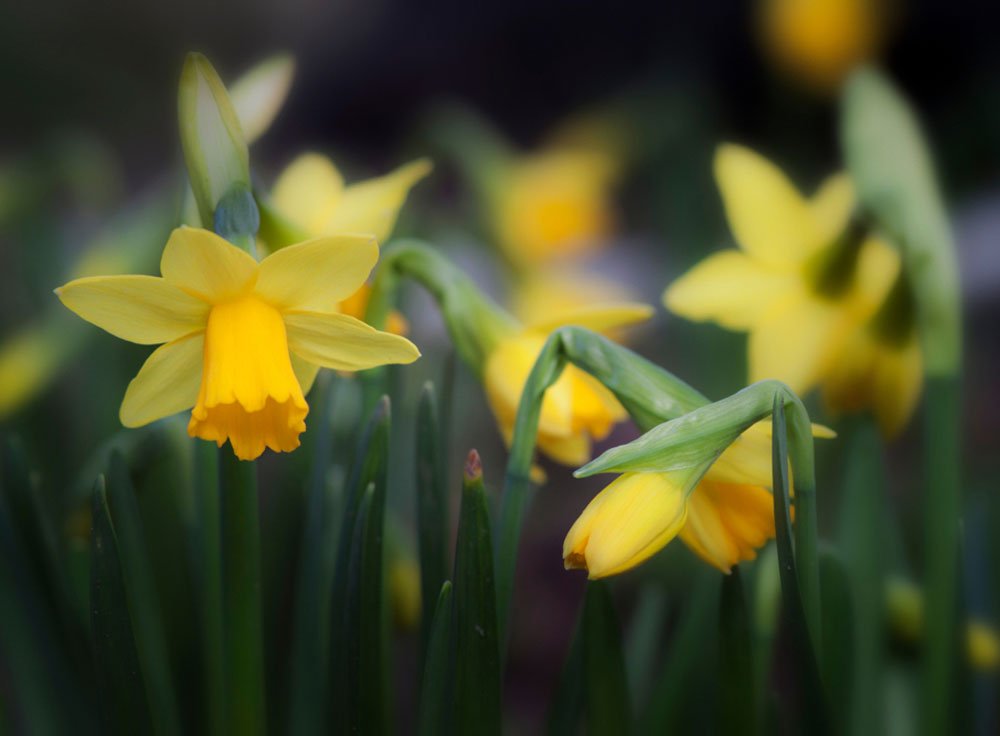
269,153,430,333
272,153,431,246
665,144,920,436
389,556,422,631
759,0,888,94
565,420,834,578
484,304,652,467
886,578,1000,672
57,227,419,460
510,267,639,334
491,149,620,269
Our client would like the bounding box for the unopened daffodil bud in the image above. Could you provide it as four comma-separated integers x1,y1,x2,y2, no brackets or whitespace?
178,53,251,228
758,0,889,94
665,143,921,436
566,381,830,577
228,54,295,146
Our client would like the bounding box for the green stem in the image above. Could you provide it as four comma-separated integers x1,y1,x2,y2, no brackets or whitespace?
922,375,961,736
195,441,225,736
219,451,265,736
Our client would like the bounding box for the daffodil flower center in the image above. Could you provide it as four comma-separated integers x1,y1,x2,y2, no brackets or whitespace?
188,295,308,461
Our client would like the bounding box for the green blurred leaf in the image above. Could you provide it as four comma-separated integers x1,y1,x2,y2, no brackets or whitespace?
453,450,501,736
771,395,829,734
90,476,151,734
330,397,391,733
818,547,853,728
546,610,584,736
582,581,630,735
287,374,340,735
417,382,449,657
624,586,667,712
106,453,181,736
219,451,265,736
841,67,960,374
417,580,454,736
719,568,756,736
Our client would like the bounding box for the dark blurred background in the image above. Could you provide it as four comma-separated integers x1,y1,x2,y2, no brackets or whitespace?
3,0,1000,731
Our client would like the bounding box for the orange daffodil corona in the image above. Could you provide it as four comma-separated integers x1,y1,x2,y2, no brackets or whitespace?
56,227,419,460
665,144,921,437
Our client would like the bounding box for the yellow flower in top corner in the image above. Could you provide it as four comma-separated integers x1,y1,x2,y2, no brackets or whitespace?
485,304,652,467
758,0,889,94
268,152,431,332
664,144,920,435
492,148,620,269
56,227,419,461
564,419,833,577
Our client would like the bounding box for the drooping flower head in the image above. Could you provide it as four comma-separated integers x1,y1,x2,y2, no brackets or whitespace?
57,227,419,460
665,144,920,436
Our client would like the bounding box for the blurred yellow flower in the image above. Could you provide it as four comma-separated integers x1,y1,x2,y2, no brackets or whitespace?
389,556,422,632
484,304,652,467
564,420,798,578
57,227,419,460
272,153,431,246
510,267,640,337
492,149,619,269
759,0,888,94
665,144,920,435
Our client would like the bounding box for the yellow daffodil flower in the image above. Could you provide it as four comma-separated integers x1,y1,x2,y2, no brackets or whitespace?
492,148,620,269
269,152,430,333
564,420,834,577
484,304,652,466
758,0,888,94
665,144,921,435
56,227,419,460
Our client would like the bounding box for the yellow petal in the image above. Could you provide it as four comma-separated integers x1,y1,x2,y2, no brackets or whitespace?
284,311,420,371
569,368,626,439
272,153,345,234
160,227,258,303
56,275,209,345
748,290,843,393
563,471,688,579
810,173,856,245
525,302,654,335
255,234,378,312
714,144,826,266
291,354,321,397
323,159,432,243
512,268,639,329
680,481,775,572
537,431,592,467
873,332,923,438
664,250,795,330
120,331,205,427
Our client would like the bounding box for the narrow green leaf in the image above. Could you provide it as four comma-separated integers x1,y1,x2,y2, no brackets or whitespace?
624,586,667,712
719,568,756,736
90,476,152,734
454,450,501,736
638,575,718,732
836,419,887,735
287,374,339,735
329,397,391,733
771,395,829,734
582,581,630,735
106,453,181,736
417,382,449,656
417,580,454,736
219,451,265,736
192,441,224,736
546,610,584,736
818,547,854,728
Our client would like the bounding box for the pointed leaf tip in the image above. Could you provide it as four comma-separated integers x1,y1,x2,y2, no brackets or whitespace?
464,449,482,482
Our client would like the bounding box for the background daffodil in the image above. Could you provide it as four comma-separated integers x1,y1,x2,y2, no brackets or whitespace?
664,143,920,435
56,226,419,460
266,152,431,329
485,304,653,467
